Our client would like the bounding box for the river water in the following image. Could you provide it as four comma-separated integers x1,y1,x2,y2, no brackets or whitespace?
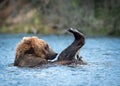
0,34,120,86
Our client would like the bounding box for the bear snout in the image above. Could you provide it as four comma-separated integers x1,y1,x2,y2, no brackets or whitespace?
47,50,58,60
50,52,58,60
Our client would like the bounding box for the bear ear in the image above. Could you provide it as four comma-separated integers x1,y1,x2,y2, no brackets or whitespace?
32,36,39,39
23,37,32,44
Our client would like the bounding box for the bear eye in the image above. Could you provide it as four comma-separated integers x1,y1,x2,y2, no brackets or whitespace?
45,45,49,50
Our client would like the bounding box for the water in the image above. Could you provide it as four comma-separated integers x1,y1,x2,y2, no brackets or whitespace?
0,34,120,86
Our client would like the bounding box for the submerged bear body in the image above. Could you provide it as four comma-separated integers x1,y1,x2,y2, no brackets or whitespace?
14,28,86,67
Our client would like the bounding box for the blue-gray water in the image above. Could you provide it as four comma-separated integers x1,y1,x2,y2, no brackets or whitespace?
0,34,120,86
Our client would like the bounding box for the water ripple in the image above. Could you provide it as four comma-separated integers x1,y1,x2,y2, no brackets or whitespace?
0,34,120,86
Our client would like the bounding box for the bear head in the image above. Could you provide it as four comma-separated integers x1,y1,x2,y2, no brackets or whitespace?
16,36,57,61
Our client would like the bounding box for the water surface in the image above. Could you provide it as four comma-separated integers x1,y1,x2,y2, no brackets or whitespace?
0,34,120,86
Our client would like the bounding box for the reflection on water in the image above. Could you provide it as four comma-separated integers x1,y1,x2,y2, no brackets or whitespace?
0,34,120,86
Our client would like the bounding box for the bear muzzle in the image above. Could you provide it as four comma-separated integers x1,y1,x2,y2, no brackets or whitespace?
46,48,58,60
47,53,58,60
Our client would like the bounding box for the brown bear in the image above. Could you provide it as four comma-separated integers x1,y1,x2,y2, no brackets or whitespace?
14,28,86,67
14,36,57,67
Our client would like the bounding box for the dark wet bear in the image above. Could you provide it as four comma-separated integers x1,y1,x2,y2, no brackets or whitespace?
54,28,86,65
